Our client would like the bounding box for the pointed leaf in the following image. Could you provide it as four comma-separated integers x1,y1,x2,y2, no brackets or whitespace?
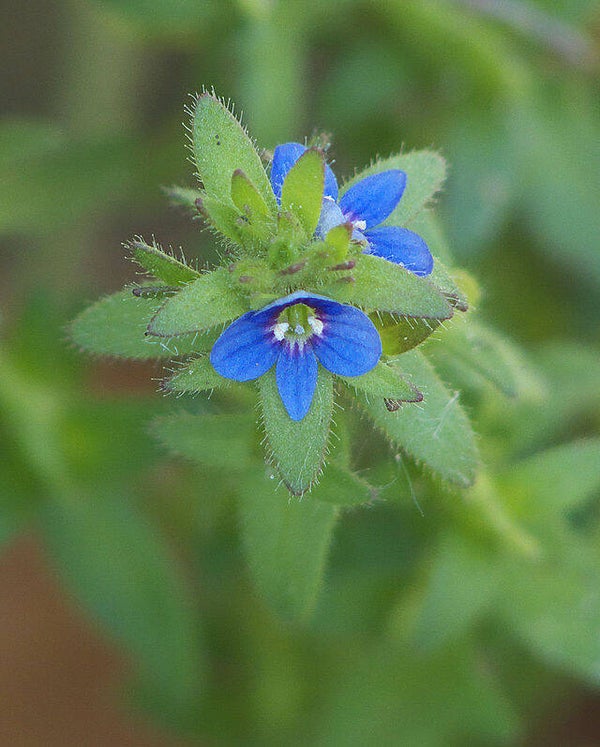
162,184,203,213
191,93,275,213
129,238,200,285
340,361,423,404
238,468,338,620
70,290,202,359
259,367,334,495
322,254,453,319
165,355,231,394
341,150,446,226
358,350,479,487
280,148,325,237
147,268,247,338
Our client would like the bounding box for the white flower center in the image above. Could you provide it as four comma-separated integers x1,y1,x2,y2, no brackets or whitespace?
272,321,289,341
308,316,324,336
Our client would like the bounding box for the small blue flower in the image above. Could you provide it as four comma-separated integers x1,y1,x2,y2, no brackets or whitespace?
210,291,382,421
270,142,433,277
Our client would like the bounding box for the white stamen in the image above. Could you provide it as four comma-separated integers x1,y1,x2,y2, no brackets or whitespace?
272,321,289,341
294,323,305,335
353,219,367,231
308,316,324,336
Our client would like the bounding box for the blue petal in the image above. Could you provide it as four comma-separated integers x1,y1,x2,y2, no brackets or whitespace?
339,170,406,228
210,312,279,381
311,305,381,377
315,197,346,238
270,143,307,203
365,226,434,276
270,142,339,203
255,290,345,319
323,162,339,201
276,346,318,421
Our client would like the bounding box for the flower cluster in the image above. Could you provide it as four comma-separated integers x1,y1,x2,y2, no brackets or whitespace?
211,141,434,419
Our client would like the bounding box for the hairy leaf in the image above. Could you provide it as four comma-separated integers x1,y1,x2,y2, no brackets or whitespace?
147,268,247,338
259,368,334,495
280,148,325,238
129,238,200,285
340,361,423,404
322,254,453,320
191,93,275,213
70,289,201,359
165,355,231,394
358,350,479,487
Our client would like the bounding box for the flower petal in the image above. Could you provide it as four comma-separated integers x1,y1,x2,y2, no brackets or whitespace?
210,311,279,381
339,170,406,228
271,142,338,203
315,197,346,238
364,226,434,276
312,304,382,377
276,346,318,421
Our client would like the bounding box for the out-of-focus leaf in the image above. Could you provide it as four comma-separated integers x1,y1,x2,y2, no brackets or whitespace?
259,368,334,495
41,493,204,714
70,289,202,358
430,318,542,398
358,350,479,487
500,439,600,519
442,106,516,256
147,268,247,338
514,96,600,285
322,254,453,320
311,639,520,746
414,532,497,651
238,468,338,621
152,412,256,471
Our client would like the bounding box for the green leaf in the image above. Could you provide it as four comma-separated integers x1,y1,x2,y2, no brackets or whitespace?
341,150,446,227
340,361,423,405
501,439,600,518
322,254,453,320
147,268,247,338
375,314,441,356
195,192,245,244
414,532,498,651
430,319,540,398
41,493,204,714
498,548,600,686
162,184,202,213
153,412,256,471
70,289,202,359
358,350,479,487
129,238,200,285
191,93,275,213
309,462,376,506
280,148,325,237
238,468,338,620
231,168,270,219
164,355,231,394
259,368,334,495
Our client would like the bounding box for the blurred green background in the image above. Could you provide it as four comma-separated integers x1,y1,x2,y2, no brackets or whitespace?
2,0,600,744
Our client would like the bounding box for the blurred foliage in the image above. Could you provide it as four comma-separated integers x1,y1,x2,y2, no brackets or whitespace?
1,0,600,744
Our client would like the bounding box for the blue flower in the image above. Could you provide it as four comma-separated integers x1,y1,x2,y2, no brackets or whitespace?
270,142,433,277
210,291,382,421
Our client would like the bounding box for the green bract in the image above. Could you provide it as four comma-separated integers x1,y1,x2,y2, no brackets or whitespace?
69,91,503,619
